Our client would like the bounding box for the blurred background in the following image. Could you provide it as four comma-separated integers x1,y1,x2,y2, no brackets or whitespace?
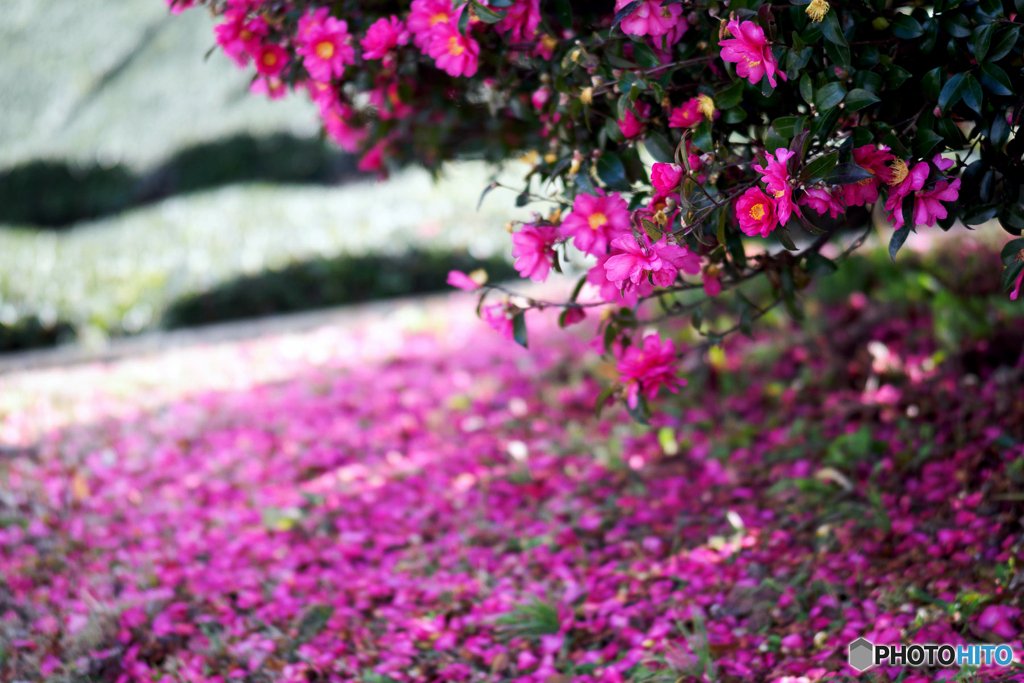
0,0,525,354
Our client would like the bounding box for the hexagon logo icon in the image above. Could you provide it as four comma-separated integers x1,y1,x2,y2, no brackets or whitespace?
848,638,874,672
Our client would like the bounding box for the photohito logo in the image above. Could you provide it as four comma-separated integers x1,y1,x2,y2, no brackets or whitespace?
848,638,1015,672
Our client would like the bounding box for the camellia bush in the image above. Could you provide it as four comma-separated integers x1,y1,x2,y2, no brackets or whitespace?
169,0,1023,418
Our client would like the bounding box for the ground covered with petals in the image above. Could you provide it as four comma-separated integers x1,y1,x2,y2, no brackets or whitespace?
1,293,1023,683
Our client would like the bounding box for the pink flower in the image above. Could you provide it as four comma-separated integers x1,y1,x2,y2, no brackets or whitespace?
651,163,684,194
361,16,410,60
250,76,287,100
409,0,455,49
297,16,355,82
321,102,366,152
735,187,779,237
254,44,289,77
618,101,651,139
668,98,703,129
447,271,482,291
482,303,516,340
1011,268,1023,301
357,140,387,175
912,177,960,227
703,267,722,297
427,21,480,77
560,191,631,256
719,20,787,88
977,605,1020,639
615,0,685,38
754,148,799,225
214,10,266,67
842,145,894,207
166,0,196,15
368,82,414,120
616,333,685,408
587,253,654,307
497,0,541,43
884,159,930,229
511,224,559,282
561,305,587,326
799,187,845,219
604,234,701,289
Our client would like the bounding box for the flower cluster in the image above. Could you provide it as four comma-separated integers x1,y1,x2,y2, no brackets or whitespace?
167,0,1023,415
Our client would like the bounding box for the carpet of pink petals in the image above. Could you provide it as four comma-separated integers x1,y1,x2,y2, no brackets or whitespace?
1,294,1022,683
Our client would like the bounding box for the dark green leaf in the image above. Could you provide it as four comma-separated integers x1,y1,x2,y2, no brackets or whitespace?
987,26,1020,63
644,132,675,164
715,79,745,109
962,74,983,114
799,73,814,106
980,63,1014,95
692,119,714,152
921,67,943,101
964,204,999,225
882,130,910,158
891,14,924,39
594,385,616,419
1000,238,1024,265
938,73,965,113
942,13,973,38
888,224,912,261
826,162,875,185
815,82,847,110
845,88,880,111
1002,260,1024,292
625,396,650,425
551,0,573,28
973,23,996,62
512,310,528,348
777,228,799,251
470,0,507,23
631,42,662,68
612,1,640,28
885,65,912,90
806,252,839,274
913,128,945,157
477,182,498,211
596,153,630,191
800,151,839,183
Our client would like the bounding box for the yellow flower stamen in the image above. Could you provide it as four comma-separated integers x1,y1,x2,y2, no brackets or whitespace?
750,204,766,220
448,36,465,56
697,94,716,120
806,0,830,23
588,212,608,230
430,12,449,25
316,41,335,59
887,159,909,186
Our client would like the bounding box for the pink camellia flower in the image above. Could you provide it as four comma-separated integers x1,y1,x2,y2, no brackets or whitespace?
534,34,557,61
250,76,287,100
884,158,930,229
719,20,787,88
735,187,779,237
604,234,701,289
907,154,960,227
447,270,482,291
651,163,684,194
361,16,410,60
560,191,631,257
619,101,651,139
214,10,267,67
842,145,895,207
615,0,685,38
321,102,366,152
616,333,685,408
587,253,655,307
703,267,722,297
357,140,387,175
512,224,559,282
668,98,703,129
799,187,846,218
166,0,196,14
754,148,799,225
498,0,541,42
482,303,516,340
368,82,414,120
561,305,587,326
1010,268,1023,301
427,21,480,77
977,605,1020,639
409,0,455,49
297,16,355,82
532,87,552,110
254,44,289,78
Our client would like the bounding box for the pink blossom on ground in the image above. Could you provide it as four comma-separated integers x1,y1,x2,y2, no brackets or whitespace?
511,224,559,282
560,191,631,257
616,333,685,408
604,234,701,289
977,605,1020,639
615,0,685,38
754,148,799,225
497,0,541,42
735,186,779,237
842,145,894,207
447,271,481,291
651,163,685,194
719,20,787,88
427,20,480,77
668,98,704,129
409,0,456,49
618,101,651,139
799,187,845,219
297,16,355,82
361,16,410,60
254,44,289,78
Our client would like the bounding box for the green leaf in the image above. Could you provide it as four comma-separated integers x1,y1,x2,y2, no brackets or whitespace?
1002,260,1024,292
973,23,996,63
806,252,839,275
512,310,528,348
594,385,616,419
1001,238,1024,265
885,65,912,90
800,151,839,184
814,82,847,111
612,1,640,28
938,73,965,113
882,130,910,158
470,0,507,23
987,26,1020,63
913,128,945,157
771,116,802,138
631,42,662,68
891,14,924,39
962,74,983,114
644,132,675,164
921,67,943,101
477,182,498,211
625,396,651,425
551,0,573,29
799,73,814,106
979,63,1014,95
715,79,745,109
692,119,714,152
596,153,630,191
845,88,880,111
889,225,912,261
821,12,852,67
777,228,799,251
826,162,875,185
